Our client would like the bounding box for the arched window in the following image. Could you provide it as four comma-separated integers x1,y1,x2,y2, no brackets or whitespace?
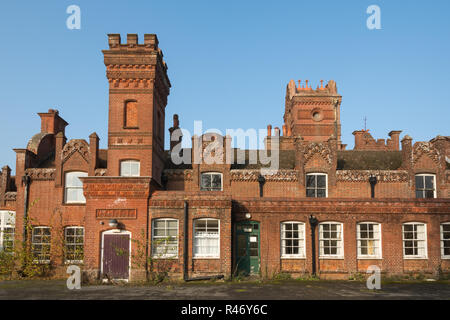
441,223,450,259
124,101,138,128
120,160,140,177
281,222,305,258
0,211,15,253
306,173,327,198
64,227,84,263
357,222,382,259
152,219,178,258
193,218,220,258
415,174,436,198
319,222,343,258
64,172,87,204
402,222,427,259
32,226,51,263
200,172,222,191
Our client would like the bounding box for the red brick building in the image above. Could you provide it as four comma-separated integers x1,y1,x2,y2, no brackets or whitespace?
0,34,449,281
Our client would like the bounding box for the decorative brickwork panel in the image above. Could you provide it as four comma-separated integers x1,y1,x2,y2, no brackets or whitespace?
96,209,137,219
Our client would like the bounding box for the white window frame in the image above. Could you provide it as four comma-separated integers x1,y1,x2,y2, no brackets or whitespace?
120,160,140,177
193,218,220,259
64,171,87,204
151,218,179,259
64,227,84,264
357,222,382,259
32,226,51,264
319,222,344,259
0,211,15,253
200,172,223,191
441,223,450,259
415,174,436,199
306,173,328,198
402,222,428,259
281,222,306,259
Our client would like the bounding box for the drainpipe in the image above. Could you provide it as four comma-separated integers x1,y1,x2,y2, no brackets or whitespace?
258,175,266,198
183,201,189,281
22,175,31,244
309,215,318,276
369,175,377,198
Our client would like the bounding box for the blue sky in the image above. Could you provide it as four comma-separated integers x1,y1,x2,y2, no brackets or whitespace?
0,0,449,173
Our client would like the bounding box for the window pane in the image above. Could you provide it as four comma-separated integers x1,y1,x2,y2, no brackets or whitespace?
416,190,424,198
425,176,434,189
306,175,316,188
317,175,326,188
211,174,221,190
425,190,434,199
415,176,424,189
316,189,326,198
306,189,315,197
201,174,211,190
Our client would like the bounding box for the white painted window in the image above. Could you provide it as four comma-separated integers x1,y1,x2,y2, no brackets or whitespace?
194,219,220,258
200,172,222,191
152,219,178,258
65,227,84,263
415,174,436,199
402,223,427,259
0,211,15,253
357,222,382,259
319,222,343,258
32,227,51,263
306,173,327,198
281,222,305,258
120,160,140,177
64,171,87,204
441,223,450,259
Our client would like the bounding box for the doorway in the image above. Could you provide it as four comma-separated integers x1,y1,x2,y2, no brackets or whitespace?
101,231,131,280
234,221,260,276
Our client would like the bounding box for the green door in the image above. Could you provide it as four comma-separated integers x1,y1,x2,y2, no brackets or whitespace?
235,221,260,276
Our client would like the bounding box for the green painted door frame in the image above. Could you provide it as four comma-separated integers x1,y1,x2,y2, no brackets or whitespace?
234,221,260,276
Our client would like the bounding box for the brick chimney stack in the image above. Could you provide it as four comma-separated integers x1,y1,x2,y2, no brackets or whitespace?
38,109,68,136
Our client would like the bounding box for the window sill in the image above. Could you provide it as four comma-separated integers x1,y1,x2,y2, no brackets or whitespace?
193,257,220,260
63,203,86,206
441,257,450,260
152,256,179,260
65,261,84,265
281,256,306,260
403,257,428,260
357,257,383,260
319,256,344,260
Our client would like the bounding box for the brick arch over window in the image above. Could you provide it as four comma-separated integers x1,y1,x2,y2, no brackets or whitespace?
124,100,138,128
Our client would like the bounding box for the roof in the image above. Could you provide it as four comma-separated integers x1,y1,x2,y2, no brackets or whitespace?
337,151,403,170
163,149,296,170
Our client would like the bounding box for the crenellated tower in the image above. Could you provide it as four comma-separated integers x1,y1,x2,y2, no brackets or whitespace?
103,34,171,185
284,79,344,149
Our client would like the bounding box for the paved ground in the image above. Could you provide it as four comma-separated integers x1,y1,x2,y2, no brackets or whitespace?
0,279,449,300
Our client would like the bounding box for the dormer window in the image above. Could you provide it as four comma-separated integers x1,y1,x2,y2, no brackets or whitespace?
200,172,222,191
415,174,436,199
120,160,140,177
306,173,327,198
65,172,87,204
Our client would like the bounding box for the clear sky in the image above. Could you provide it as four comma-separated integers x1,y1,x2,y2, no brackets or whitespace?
0,0,449,173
